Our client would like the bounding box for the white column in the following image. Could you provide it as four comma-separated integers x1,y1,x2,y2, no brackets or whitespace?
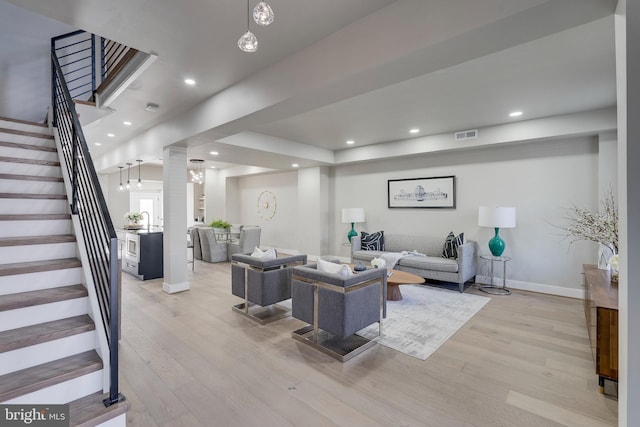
616,0,640,425
162,146,189,294
297,167,329,258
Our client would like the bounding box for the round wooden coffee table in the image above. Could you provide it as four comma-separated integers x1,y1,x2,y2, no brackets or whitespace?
386,270,425,301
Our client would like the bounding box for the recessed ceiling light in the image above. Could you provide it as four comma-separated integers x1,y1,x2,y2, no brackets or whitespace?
94,142,102,146
210,166,216,169
509,111,523,117
145,103,159,112
107,133,115,137
409,128,420,134
346,140,355,145
291,163,299,168
123,121,132,126
184,78,196,85
210,151,219,156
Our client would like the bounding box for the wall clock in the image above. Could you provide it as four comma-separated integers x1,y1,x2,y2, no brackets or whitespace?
257,190,276,220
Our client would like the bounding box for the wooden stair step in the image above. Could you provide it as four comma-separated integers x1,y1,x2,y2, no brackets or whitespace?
0,314,93,353
0,258,81,277
0,193,67,200
0,156,60,166
0,214,71,221
0,350,102,402
0,234,75,247
69,392,130,427
0,284,86,313
0,140,57,152
0,173,63,183
0,117,48,128
0,127,53,140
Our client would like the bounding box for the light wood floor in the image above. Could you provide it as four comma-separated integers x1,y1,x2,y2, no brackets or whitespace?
119,261,618,427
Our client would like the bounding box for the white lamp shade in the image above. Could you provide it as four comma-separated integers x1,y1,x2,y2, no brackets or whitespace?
342,208,365,223
478,206,516,228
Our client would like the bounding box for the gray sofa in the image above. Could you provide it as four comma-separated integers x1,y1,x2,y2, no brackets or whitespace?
350,233,478,293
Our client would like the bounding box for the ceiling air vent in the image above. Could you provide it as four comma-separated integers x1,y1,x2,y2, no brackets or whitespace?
454,129,478,141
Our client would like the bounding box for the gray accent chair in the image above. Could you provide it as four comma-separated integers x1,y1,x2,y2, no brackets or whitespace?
231,252,307,324
227,226,261,260
290,263,387,362
196,227,228,263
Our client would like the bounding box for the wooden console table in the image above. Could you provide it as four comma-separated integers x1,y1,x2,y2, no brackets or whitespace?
583,264,618,393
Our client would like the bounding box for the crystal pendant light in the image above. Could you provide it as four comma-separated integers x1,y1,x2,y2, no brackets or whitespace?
238,0,258,52
253,1,274,26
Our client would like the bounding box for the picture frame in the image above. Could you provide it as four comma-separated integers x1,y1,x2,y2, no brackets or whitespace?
388,176,456,209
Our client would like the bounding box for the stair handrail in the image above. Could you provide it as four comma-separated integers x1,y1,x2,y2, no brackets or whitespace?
51,51,124,407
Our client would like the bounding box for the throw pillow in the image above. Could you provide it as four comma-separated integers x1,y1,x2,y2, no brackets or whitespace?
317,258,353,277
251,246,277,260
442,232,464,259
361,231,385,251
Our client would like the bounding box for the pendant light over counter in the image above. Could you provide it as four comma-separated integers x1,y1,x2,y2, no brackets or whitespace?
238,0,274,53
117,160,143,191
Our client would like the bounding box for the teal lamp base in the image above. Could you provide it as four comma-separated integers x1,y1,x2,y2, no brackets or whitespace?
347,222,357,242
488,227,505,257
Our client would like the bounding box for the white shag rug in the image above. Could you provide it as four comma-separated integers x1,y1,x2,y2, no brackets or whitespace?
356,284,490,360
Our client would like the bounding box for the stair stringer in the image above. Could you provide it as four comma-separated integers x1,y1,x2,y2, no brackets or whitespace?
51,125,111,395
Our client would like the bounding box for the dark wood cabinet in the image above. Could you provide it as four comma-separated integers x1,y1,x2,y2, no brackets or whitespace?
583,264,618,393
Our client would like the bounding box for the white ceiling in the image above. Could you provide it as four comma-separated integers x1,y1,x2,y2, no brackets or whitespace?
1,0,617,173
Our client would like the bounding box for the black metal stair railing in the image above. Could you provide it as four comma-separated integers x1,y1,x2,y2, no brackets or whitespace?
51,51,125,407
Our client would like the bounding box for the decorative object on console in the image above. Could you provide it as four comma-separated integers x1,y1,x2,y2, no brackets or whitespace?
609,254,619,283
442,232,464,259
361,230,385,251
555,189,618,271
341,207,365,242
478,206,516,257
388,176,456,209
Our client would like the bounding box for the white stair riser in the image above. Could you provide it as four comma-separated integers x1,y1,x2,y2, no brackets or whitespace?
0,179,65,195
0,331,95,376
0,120,50,135
0,146,58,162
0,199,68,215
0,219,72,238
95,413,126,427
2,369,102,404
0,267,82,295
0,297,88,332
0,242,77,264
0,162,62,178
0,132,55,147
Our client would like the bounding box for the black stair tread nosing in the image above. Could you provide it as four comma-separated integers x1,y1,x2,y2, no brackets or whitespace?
0,350,102,402
0,214,71,221
0,193,67,200
0,127,53,140
0,314,94,353
0,156,60,166
0,284,87,313
0,140,57,152
0,117,48,128
0,234,76,247
0,258,82,277
0,173,63,182
69,392,130,427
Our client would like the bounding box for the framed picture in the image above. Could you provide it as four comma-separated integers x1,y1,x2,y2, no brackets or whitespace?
388,176,456,209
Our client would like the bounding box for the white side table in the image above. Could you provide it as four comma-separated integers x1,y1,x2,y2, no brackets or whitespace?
480,255,511,295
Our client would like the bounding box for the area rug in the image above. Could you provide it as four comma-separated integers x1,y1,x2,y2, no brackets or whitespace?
356,285,490,360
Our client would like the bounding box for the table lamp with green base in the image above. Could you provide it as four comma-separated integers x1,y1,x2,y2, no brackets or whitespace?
478,206,516,256
341,208,365,243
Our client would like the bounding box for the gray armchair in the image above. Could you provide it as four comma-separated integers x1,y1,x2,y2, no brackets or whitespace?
196,227,228,263
290,264,386,362
231,252,307,324
227,226,261,260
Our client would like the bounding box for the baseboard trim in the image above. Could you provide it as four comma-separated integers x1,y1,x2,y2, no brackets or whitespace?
162,281,190,294
475,275,583,299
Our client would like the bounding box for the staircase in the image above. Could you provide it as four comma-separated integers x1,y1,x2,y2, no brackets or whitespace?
0,117,128,425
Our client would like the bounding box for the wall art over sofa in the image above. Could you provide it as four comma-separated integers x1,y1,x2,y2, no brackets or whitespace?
388,176,456,209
